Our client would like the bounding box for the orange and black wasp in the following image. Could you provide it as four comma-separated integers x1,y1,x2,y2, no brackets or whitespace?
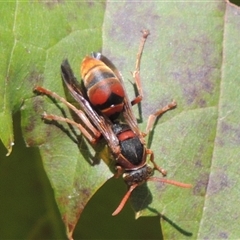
35,30,192,216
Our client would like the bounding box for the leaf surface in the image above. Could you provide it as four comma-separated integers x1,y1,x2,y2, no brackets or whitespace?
1,1,239,239
102,1,240,239
11,1,107,238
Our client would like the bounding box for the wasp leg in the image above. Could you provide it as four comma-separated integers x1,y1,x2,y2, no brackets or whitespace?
112,183,138,216
144,100,177,136
42,113,100,144
147,149,167,176
34,86,101,143
131,29,150,106
114,165,125,178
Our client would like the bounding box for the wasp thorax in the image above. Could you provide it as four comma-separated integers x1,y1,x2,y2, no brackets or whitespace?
123,165,154,186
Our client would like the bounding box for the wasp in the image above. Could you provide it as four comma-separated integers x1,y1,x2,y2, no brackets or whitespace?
34,30,192,216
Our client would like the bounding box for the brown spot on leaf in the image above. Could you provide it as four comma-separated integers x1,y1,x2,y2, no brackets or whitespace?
217,121,240,146
38,0,64,9
219,232,228,239
27,69,44,86
106,2,158,48
193,173,209,196
172,66,215,107
207,169,232,196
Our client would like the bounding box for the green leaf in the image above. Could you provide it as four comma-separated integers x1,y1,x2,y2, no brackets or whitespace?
1,1,240,239
0,1,106,155
1,1,106,238
102,1,240,239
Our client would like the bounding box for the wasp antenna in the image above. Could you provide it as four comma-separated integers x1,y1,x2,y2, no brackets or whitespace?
148,177,192,188
112,184,138,216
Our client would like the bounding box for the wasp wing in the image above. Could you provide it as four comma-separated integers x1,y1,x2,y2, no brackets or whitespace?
61,59,120,154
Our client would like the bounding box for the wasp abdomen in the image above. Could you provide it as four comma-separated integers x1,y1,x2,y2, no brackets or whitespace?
81,56,125,120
